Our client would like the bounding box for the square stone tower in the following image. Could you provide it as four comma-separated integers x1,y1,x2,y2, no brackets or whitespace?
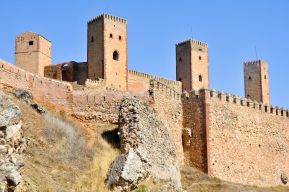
176,39,209,92
87,14,128,91
244,60,270,106
15,32,52,76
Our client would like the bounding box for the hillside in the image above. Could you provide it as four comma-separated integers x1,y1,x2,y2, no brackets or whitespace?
0,84,286,192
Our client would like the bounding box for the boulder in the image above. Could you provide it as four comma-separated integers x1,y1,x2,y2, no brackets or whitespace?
6,170,21,186
13,89,46,114
106,96,182,191
13,90,33,104
0,91,24,191
0,91,21,127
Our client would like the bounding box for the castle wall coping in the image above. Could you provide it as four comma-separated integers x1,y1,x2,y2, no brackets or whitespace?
187,88,289,118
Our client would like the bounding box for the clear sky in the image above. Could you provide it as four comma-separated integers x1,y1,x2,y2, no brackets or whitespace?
0,0,289,108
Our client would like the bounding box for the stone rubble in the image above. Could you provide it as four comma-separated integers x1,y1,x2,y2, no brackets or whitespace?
13,89,46,114
0,91,26,192
106,96,182,191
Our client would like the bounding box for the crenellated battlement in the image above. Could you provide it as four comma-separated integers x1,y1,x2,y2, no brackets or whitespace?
244,60,266,66
188,88,289,118
128,69,182,88
88,13,127,25
149,79,181,100
176,39,208,48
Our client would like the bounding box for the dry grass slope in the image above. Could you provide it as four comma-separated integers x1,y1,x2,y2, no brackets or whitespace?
11,94,119,192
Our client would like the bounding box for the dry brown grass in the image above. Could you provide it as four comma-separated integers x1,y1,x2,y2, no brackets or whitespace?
10,92,120,192
72,127,119,192
181,166,289,192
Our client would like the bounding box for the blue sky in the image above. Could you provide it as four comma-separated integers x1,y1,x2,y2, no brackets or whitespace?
0,0,289,107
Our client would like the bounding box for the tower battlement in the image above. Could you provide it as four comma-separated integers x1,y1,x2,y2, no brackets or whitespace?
88,13,127,25
244,60,266,66
176,39,208,48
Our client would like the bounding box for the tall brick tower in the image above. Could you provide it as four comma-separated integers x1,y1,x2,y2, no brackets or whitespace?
176,39,209,92
244,60,270,106
87,13,128,91
15,32,52,76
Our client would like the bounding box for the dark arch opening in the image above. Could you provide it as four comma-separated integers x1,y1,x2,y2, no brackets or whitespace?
113,51,119,61
179,57,182,62
248,76,252,80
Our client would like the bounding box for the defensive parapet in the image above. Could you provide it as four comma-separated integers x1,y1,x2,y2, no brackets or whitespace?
206,89,288,118
0,58,72,111
183,88,289,186
128,69,182,92
88,13,127,24
149,79,181,100
244,59,266,66
85,78,105,89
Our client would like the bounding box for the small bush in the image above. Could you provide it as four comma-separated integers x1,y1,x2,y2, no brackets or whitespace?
137,185,148,192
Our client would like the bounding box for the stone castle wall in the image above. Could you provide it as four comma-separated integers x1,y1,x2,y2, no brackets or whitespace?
1,58,289,186
184,89,289,187
149,79,184,164
0,59,148,123
128,69,182,92
207,90,289,186
182,90,209,172
71,90,151,123
0,59,72,111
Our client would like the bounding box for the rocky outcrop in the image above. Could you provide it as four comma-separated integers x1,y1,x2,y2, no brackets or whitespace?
106,96,182,191
0,91,26,192
13,89,46,114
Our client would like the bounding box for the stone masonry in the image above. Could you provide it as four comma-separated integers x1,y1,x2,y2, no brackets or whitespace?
87,14,128,91
244,60,270,106
1,12,289,189
15,32,52,76
176,39,209,92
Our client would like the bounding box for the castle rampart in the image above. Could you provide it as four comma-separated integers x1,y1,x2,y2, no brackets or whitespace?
0,59,72,111
128,69,182,92
184,88,289,186
149,79,184,164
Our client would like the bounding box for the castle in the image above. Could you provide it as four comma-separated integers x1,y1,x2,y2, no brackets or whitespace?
1,13,288,187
